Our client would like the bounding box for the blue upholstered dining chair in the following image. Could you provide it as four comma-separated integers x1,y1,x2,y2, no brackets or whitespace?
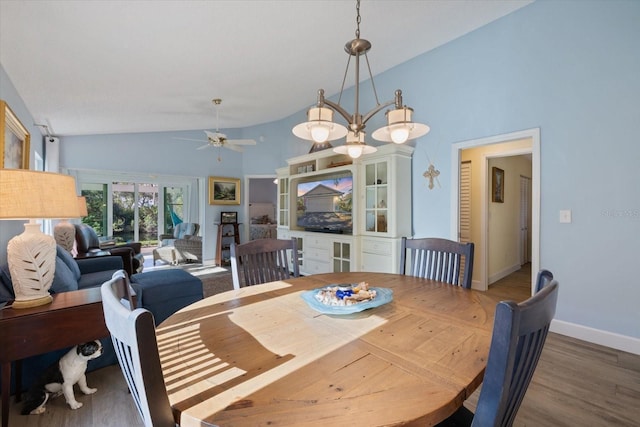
399,237,475,289
535,269,554,293
101,271,176,427
437,279,559,427
230,238,299,289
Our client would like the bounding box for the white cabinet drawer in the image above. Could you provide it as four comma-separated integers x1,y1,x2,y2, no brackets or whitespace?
304,259,331,274
361,239,392,255
305,247,329,261
277,229,290,240
361,253,393,273
306,236,330,249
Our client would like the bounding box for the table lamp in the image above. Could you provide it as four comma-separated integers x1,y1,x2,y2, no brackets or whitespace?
53,196,87,252
0,170,80,308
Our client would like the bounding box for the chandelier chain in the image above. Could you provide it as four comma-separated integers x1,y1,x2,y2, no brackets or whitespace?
355,0,361,39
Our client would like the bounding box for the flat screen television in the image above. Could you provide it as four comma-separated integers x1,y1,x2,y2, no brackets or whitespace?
295,172,353,234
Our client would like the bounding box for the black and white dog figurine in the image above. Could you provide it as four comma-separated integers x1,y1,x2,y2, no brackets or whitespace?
21,340,103,415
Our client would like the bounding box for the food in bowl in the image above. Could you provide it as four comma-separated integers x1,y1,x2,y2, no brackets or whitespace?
314,282,377,306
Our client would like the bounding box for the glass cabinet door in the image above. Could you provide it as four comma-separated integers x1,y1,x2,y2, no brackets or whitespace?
364,162,388,233
332,241,350,272
278,178,289,226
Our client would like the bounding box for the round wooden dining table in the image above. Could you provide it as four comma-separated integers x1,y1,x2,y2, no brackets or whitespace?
157,272,497,427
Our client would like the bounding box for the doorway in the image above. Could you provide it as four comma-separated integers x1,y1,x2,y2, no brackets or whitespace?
450,129,540,294
243,175,278,241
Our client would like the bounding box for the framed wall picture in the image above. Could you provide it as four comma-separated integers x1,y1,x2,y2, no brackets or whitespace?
0,100,30,169
492,167,504,203
221,211,238,224
209,176,241,205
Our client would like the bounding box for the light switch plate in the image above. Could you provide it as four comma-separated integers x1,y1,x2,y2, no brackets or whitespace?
559,209,572,223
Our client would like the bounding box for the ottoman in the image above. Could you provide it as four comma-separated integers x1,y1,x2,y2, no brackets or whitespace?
130,269,203,324
153,246,183,265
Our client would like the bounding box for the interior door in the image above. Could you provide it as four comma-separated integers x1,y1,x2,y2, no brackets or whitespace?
459,161,472,286
520,175,531,264
459,161,472,244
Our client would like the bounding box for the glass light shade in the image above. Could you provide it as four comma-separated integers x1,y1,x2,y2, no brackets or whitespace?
390,125,410,144
310,122,331,143
347,145,364,158
292,107,348,142
372,107,430,143
333,131,377,159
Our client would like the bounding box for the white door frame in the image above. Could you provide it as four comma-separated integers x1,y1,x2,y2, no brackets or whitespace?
450,128,540,294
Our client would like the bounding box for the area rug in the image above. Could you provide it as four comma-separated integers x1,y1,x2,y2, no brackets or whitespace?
187,265,234,297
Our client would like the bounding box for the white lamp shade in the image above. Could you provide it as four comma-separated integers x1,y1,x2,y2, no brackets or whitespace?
293,107,348,142
0,170,80,219
372,107,430,143
77,196,88,217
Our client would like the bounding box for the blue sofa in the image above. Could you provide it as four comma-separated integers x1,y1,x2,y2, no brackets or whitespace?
0,245,204,394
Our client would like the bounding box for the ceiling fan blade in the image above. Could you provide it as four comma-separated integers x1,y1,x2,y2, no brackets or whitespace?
173,137,208,143
196,143,212,150
227,139,257,145
224,144,244,152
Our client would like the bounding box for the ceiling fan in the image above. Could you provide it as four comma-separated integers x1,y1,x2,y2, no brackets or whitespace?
177,98,256,160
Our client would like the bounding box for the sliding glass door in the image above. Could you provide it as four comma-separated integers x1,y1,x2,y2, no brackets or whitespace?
111,182,159,245
163,186,184,236
81,181,176,248
81,183,109,236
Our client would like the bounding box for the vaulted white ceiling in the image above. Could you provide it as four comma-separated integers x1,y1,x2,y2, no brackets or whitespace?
0,0,532,136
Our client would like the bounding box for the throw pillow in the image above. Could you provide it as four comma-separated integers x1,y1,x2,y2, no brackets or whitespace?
51,257,79,293
0,264,15,302
56,244,82,281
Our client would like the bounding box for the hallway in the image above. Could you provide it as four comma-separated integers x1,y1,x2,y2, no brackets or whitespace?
485,262,532,303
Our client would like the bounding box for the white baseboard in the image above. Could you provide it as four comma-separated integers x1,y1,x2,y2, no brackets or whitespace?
550,319,640,355
488,263,521,285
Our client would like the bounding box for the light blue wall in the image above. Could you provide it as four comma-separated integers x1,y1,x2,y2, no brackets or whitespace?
0,64,45,263
2,1,638,340
397,0,639,339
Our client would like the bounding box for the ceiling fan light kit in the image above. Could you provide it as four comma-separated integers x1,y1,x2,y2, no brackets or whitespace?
178,98,256,161
292,0,429,159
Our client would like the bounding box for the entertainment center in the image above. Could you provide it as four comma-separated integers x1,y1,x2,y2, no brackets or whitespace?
276,144,413,275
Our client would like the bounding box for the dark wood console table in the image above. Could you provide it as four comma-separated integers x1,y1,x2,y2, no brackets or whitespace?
0,287,109,427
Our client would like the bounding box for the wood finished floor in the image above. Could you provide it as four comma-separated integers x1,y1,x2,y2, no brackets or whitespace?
5,265,640,426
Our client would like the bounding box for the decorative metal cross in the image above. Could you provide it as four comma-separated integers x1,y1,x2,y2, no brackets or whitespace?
423,163,441,189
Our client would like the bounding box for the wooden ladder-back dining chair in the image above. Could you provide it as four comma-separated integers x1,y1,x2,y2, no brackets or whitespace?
437,280,559,427
399,237,475,289
535,269,554,293
100,271,176,427
230,238,299,289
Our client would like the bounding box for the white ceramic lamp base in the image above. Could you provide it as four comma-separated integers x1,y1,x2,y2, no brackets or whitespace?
54,219,76,252
7,222,56,309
